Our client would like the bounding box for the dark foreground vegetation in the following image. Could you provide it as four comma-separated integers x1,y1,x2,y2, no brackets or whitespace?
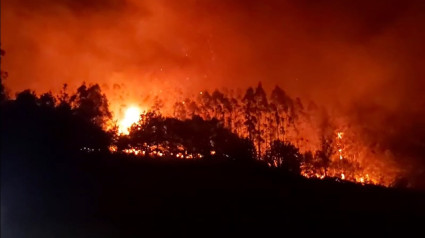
1,87,425,237
2,150,425,237
1,49,425,237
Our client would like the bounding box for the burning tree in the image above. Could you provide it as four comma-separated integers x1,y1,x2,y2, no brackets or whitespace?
266,140,302,174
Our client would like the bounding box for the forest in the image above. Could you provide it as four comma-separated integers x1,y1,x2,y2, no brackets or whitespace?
1,77,401,187
3,0,425,235
2,47,425,237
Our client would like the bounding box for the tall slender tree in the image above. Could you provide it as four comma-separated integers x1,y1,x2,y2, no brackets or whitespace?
242,87,257,143
270,86,294,142
253,83,268,157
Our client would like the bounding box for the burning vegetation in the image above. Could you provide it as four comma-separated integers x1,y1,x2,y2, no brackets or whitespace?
2,0,425,190
0,65,402,187
103,82,400,187
3,2,425,236
0,45,405,188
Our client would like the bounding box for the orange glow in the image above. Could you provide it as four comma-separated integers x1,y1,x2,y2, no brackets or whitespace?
336,131,344,160
109,145,117,153
119,106,142,134
3,0,424,189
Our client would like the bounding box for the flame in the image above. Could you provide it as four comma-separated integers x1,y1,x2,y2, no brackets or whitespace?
119,106,142,134
104,92,399,187
337,131,344,160
109,145,117,152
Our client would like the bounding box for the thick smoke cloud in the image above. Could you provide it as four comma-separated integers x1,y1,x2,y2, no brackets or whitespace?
2,0,425,186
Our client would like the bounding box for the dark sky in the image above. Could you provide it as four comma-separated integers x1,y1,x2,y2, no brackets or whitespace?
2,0,425,185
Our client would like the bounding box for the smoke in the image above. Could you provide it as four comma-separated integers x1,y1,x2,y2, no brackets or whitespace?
2,0,425,187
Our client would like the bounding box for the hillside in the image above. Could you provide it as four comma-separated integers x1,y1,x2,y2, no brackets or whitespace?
2,149,424,237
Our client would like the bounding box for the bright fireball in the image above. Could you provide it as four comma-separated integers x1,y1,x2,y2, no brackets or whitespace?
119,106,141,134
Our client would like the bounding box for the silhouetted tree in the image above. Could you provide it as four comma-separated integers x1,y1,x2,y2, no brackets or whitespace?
243,87,257,142
197,90,214,120
3,85,112,153
0,46,7,102
71,83,112,126
15,90,38,107
126,114,254,161
152,95,164,113
270,86,293,141
228,95,240,133
211,89,232,126
315,135,333,177
267,140,301,174
38,92,56,108
301,151,315,175
57,84,72,111
185,98,199,118
173,101,187,119
253,83,268,157
129,110,166,153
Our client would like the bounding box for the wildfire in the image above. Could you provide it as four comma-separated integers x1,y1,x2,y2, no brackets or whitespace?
337,131,344,160
103,88,399,187
118,106,142,134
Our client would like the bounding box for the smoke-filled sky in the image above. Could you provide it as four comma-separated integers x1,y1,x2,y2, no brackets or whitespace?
2,0,425,185
2,0,425,105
